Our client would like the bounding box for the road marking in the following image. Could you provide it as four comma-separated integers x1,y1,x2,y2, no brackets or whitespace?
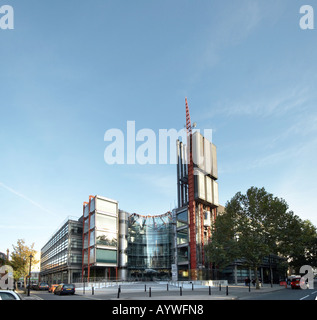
300,295,310,300
311,291,317,295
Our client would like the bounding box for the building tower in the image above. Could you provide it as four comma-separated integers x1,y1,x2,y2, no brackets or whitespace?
81,195,119,282
175,98,219,280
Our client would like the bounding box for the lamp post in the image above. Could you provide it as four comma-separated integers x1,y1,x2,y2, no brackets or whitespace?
27,254,33,297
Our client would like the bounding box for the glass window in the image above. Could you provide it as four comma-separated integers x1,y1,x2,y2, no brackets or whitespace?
177,210,188,222
96,249,117,264
84,219,89,233
0,292,17,300
177,246,188,262
89,230,95,247
96,213,117,231
84,251,88,264
90,198,95,212
96,231,117,247
90,213,95,229
177,228,188,245
84,234,88,249
84,204,89,218
177,220,187,228
89,247,95,263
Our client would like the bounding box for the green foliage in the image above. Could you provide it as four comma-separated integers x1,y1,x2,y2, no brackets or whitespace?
205,187,317,288
9,239,38,287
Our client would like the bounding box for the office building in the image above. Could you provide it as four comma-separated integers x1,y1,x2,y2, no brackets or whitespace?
81,195,119,281
40,217,83,284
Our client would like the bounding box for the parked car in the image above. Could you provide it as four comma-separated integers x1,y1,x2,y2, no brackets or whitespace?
54,284,75,295
0,290,22,300
33,282,49,290
48,284,59,293
291,277,301,289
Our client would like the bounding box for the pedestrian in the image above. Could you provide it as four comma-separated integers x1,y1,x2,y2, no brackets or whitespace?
252,278,256,287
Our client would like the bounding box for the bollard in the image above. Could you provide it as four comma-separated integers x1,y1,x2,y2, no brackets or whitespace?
180,287,182,296
167,283,169,291
149,287,151,298
92,286,94,295
145,284,147,292
219,283,221,291
117,287,120,299
192,283,194,291
249,282,251,292
226,286,229,296
209,286,211,295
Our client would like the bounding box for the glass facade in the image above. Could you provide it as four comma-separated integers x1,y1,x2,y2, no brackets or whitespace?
127,212,173,280
82,196,118,266
40,218,83,284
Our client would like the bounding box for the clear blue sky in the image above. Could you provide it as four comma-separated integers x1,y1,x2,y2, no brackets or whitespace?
1,0,317,255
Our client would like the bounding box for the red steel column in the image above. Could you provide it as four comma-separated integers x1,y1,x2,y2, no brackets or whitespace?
200,204,205,265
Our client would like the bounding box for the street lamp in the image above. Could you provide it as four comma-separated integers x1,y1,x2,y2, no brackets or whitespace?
27,254,33,297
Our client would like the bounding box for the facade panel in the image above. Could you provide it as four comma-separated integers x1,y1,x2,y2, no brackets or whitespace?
211,144,218,179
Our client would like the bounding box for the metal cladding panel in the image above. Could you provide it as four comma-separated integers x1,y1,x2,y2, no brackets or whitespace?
213,180,219,206
211,144,218,179
180,142,184,177
198,171,206,200
204,211,211,227
96,197,117,215
183,144,188,176
205,176,213,203
204,139,212,175
193,132,204,169
119,211,128,236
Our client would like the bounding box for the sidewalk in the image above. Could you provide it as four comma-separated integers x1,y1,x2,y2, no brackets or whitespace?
16,289,43,300
117,284,286,300
75,282,287,300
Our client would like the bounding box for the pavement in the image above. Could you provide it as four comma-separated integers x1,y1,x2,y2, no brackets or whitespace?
15,283,287,300
74,282,287,300
16,289,44,300
114,283,286,300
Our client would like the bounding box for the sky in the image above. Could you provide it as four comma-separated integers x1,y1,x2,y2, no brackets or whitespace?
1,0,317,257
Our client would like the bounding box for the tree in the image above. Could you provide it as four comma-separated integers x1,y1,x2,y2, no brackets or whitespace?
278,217,317,273
206,187,291,289
9,239,38,291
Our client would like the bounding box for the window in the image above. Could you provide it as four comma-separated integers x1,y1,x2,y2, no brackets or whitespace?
96,213,117,231
177,210,188,222
177,246,188,262
90,230,95,247
96,231,117,247
0,292,19,300
177,228,188,245
96,249,117,264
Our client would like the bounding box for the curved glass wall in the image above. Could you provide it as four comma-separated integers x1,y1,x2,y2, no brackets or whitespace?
127,212,173,279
